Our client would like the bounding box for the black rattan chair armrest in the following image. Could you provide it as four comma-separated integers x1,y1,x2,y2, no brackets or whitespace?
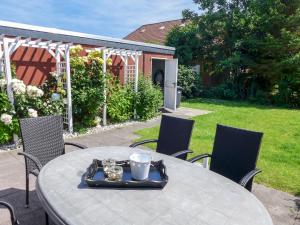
64,142,88,149
188,153,212,163
0,201,19,225
171,150,193,158
129,139,158,148
18,152,43,171
239,168,262,187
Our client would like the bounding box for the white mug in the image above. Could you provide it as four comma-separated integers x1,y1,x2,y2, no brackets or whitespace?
129,152,152,180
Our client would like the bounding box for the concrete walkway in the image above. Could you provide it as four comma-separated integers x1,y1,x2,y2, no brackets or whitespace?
0,108,299,225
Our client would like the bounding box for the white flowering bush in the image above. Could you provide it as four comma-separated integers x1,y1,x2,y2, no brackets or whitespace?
0,113,12,125
10,78,63,118
11,79,26,95
28,108,38,118
0,79,6,89
0,64,65,145
27,85,44,98
11,78,43,118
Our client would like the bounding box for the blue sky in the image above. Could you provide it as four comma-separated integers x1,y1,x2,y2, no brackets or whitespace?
0,0,199,38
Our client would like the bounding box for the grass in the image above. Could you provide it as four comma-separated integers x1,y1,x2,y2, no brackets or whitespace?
135,98,300,196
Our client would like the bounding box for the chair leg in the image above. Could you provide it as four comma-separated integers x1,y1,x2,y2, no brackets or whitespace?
25,174,29,208
45,212,49,225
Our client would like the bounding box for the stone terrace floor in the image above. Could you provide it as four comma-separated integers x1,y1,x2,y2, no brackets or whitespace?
0,108,299,225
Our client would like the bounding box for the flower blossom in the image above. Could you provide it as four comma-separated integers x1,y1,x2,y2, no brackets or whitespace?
27,85,44,97
0,79,6,88
28,108,38,118
0,113,12,125
11,79,26,95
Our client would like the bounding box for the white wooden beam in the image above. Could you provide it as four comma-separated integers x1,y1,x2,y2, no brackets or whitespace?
8,37,21,55
46,48,56,58
3,38,14,105
134,54,139,119
120,56,125,63
0,43,3,73
134,54,139,93
107,52,112,59
65,45,73,133
25,38,31,43
130,55,135,62
124,56,128,84
55,46,61,73
0,43,3,60
57,48,65,59
102,50,107,126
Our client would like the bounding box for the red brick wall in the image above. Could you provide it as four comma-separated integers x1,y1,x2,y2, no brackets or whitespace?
9,45,174,86
142,52,173,77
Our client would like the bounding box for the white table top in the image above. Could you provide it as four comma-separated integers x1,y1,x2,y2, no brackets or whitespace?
36,146,273,225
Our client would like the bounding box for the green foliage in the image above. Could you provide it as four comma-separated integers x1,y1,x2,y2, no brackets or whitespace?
178,65,198,98
201,79,238,100
168,0,300,107
0,93,19,144
14,94,42,118
0,92,12,113
135,77,163,121
166,23,200,65
0,118,19,145
40,73,65,116
107,80,134,122
107,77,163,123
70,45,105,127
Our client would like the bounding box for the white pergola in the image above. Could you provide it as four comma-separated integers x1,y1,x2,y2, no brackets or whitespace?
0,36,74,133
87,47,142,125
0,35,143,132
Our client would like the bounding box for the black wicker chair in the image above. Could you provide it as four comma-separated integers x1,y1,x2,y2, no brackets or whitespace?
130,115,194,160
189,124,263,191
0,201,19,225
18,115,87,208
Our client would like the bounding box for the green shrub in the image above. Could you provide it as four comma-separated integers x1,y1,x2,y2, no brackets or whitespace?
107,81,134,123
271,79,300,107
202,83,237,100
40,72,65,116
192,70,204,97
135,77,163,121
177,65,196,98
0,118,19,145
0,93,19,144
70,45,106,127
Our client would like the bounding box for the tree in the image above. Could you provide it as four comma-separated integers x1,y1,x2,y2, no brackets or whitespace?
167,0,300,106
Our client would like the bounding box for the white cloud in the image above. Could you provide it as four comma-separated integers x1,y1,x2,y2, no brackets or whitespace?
0,0,199,37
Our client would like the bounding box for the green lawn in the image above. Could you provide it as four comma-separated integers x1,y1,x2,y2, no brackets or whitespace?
135,98,300,196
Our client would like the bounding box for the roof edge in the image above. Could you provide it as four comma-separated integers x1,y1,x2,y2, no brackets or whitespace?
0,20,175,54
124,19,183,39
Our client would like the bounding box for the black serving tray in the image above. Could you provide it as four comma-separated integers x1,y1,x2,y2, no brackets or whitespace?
84,159,168,189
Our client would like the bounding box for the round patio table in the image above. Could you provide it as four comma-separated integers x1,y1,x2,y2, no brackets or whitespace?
36,146,273,225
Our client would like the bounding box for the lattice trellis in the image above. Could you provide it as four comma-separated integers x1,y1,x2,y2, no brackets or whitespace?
56,61,69,125
124,65,136,84
0,36,73,132
86,47,142,125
